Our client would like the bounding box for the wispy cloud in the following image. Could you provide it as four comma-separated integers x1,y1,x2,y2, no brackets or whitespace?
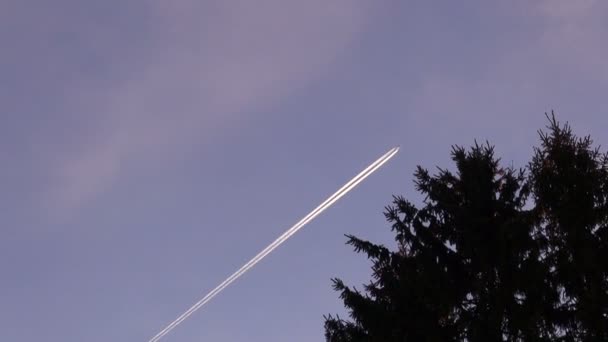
535,0,608,79
41,0,372,216
537,0,597,20
406,0,608,135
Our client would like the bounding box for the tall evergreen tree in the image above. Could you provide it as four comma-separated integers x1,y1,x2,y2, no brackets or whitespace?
528,116,608,340
325,114,608,341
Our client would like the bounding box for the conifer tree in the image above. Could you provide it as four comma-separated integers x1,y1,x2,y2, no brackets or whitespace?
325,114,608,341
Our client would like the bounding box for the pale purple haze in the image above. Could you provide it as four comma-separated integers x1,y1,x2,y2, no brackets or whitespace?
1,1,607,341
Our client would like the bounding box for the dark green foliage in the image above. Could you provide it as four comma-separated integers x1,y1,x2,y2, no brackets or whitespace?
528,116,608,340
325,114,608,341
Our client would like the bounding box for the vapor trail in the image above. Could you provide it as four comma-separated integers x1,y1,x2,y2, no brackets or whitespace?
148,147,399,342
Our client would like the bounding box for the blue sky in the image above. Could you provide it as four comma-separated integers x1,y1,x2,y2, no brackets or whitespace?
1,1,607,341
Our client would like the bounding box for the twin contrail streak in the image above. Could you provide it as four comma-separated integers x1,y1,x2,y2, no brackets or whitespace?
148,147,399,342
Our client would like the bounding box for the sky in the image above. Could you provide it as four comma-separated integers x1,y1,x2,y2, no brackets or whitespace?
1,1,607,341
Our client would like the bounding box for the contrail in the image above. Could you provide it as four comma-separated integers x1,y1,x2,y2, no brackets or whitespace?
148,147,399,342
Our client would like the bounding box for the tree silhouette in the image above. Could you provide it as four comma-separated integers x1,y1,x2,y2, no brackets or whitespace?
324,114,608,341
